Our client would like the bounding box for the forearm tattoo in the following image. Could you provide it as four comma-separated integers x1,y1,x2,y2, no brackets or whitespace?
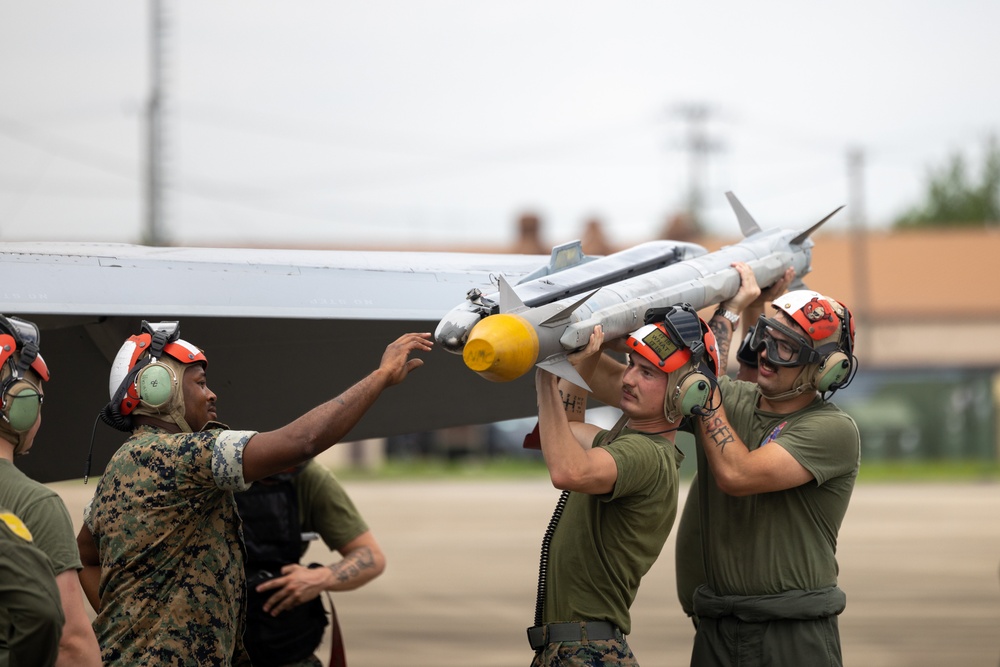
709,316,732,374
558,389,586,416
329,546,376,584
701,413,736,454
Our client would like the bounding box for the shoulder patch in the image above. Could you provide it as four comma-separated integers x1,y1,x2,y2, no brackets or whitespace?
761,421,788,446
0,511,34,542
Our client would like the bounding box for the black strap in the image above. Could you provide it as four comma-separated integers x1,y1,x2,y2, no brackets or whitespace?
528,621,622,649
530,416,629,631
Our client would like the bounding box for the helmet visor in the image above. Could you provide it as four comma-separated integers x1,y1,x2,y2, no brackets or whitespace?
748,316,822,368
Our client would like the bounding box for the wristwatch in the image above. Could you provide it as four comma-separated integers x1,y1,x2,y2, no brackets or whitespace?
715,307,740,327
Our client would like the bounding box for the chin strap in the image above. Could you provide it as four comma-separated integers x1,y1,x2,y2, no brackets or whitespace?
757,364,817,403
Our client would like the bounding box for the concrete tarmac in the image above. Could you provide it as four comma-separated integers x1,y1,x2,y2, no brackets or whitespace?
52,478,1000,667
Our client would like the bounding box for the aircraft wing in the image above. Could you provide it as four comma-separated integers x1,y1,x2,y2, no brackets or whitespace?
0,242,550,482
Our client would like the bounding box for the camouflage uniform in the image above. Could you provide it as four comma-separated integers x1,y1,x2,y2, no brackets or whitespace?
530,638,638,667
85,423,256,667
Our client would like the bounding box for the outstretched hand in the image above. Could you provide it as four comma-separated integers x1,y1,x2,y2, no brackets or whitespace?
379,332,433,386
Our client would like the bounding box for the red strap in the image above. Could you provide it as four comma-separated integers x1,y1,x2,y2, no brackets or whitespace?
522,421,541,450
327,598,347,667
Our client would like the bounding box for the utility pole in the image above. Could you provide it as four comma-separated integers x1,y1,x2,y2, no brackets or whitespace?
672,103,723,232
847,147,870,360
144,0,167,246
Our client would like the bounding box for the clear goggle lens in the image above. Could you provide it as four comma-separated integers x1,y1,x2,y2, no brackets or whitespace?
748,317,821,368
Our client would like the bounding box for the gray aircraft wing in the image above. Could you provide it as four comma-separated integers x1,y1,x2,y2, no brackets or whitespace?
0,193,837,483
0,242,553,482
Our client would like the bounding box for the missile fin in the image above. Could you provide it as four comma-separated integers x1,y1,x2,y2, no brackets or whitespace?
497,275,527,313
725,191,762,237
539,289,600,327
536,354,592,393
791,205,845,245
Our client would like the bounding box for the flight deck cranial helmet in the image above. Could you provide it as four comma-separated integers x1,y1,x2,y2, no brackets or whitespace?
626,303,721,422
101,321,207,433
0,315,50,454
749,289,856,399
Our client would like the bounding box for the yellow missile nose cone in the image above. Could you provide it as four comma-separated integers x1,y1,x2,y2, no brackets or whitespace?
463,314,539,382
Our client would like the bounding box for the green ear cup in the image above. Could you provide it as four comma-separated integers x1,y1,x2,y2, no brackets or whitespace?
5,385,40,432
138,364,174,408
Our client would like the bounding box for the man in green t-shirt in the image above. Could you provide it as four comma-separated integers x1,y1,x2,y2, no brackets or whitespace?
0,506,63,667
689,288,860,667
527,304,720,666
0,314,103,667
237,459,386,667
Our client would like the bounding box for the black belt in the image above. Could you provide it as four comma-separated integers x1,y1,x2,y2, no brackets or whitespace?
527,621,623,650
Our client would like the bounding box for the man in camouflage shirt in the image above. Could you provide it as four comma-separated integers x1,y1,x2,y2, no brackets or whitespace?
78,321,431,666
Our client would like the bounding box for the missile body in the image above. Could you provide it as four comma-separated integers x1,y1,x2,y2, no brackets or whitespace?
433,238,707,353
439,193,843,386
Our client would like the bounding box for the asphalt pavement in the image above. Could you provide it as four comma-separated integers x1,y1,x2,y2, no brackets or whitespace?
52,477,1000,667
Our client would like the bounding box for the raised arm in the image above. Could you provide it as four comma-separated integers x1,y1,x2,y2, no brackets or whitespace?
536,326,617,495
241,332,432,482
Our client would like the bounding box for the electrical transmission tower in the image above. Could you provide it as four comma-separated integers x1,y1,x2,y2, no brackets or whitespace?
671,103,723,232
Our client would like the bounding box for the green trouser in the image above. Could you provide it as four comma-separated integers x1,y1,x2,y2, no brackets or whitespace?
0,529,64,667
690,585,846,667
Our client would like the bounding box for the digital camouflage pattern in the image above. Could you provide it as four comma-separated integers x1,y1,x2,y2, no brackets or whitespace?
85,424,255,667
530,638,639,666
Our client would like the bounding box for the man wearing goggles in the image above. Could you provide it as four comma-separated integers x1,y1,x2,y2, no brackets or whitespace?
688,285,860,667
0,314,103,667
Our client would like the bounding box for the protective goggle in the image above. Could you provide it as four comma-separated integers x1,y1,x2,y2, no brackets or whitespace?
748,316,824,368
0,316,40,350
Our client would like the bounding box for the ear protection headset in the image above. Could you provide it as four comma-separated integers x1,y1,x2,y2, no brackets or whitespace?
100,321,206,432
0,315,49,435
629,304,721,418
811,302,855,393
767,291,857,396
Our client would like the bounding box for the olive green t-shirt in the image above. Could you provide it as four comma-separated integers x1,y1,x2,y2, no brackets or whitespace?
0,507,64,667
696,377,860,596
294,459,368,556
0,458,81,575
542,428,683,634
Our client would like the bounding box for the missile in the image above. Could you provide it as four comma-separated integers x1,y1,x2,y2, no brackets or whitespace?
433,238,708,352
435,192,843,387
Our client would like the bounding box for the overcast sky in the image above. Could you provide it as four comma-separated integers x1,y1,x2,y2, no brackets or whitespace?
1,1,997,250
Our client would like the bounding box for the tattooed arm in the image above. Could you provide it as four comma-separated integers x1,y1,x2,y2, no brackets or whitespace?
695,397,814,496
256,530,386,615
709,262,762,374
537,326,617,494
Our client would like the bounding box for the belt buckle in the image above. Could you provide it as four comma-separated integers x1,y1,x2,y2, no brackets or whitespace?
527,625,546,651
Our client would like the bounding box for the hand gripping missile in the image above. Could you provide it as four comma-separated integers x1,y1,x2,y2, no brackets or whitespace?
438,192,843,386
